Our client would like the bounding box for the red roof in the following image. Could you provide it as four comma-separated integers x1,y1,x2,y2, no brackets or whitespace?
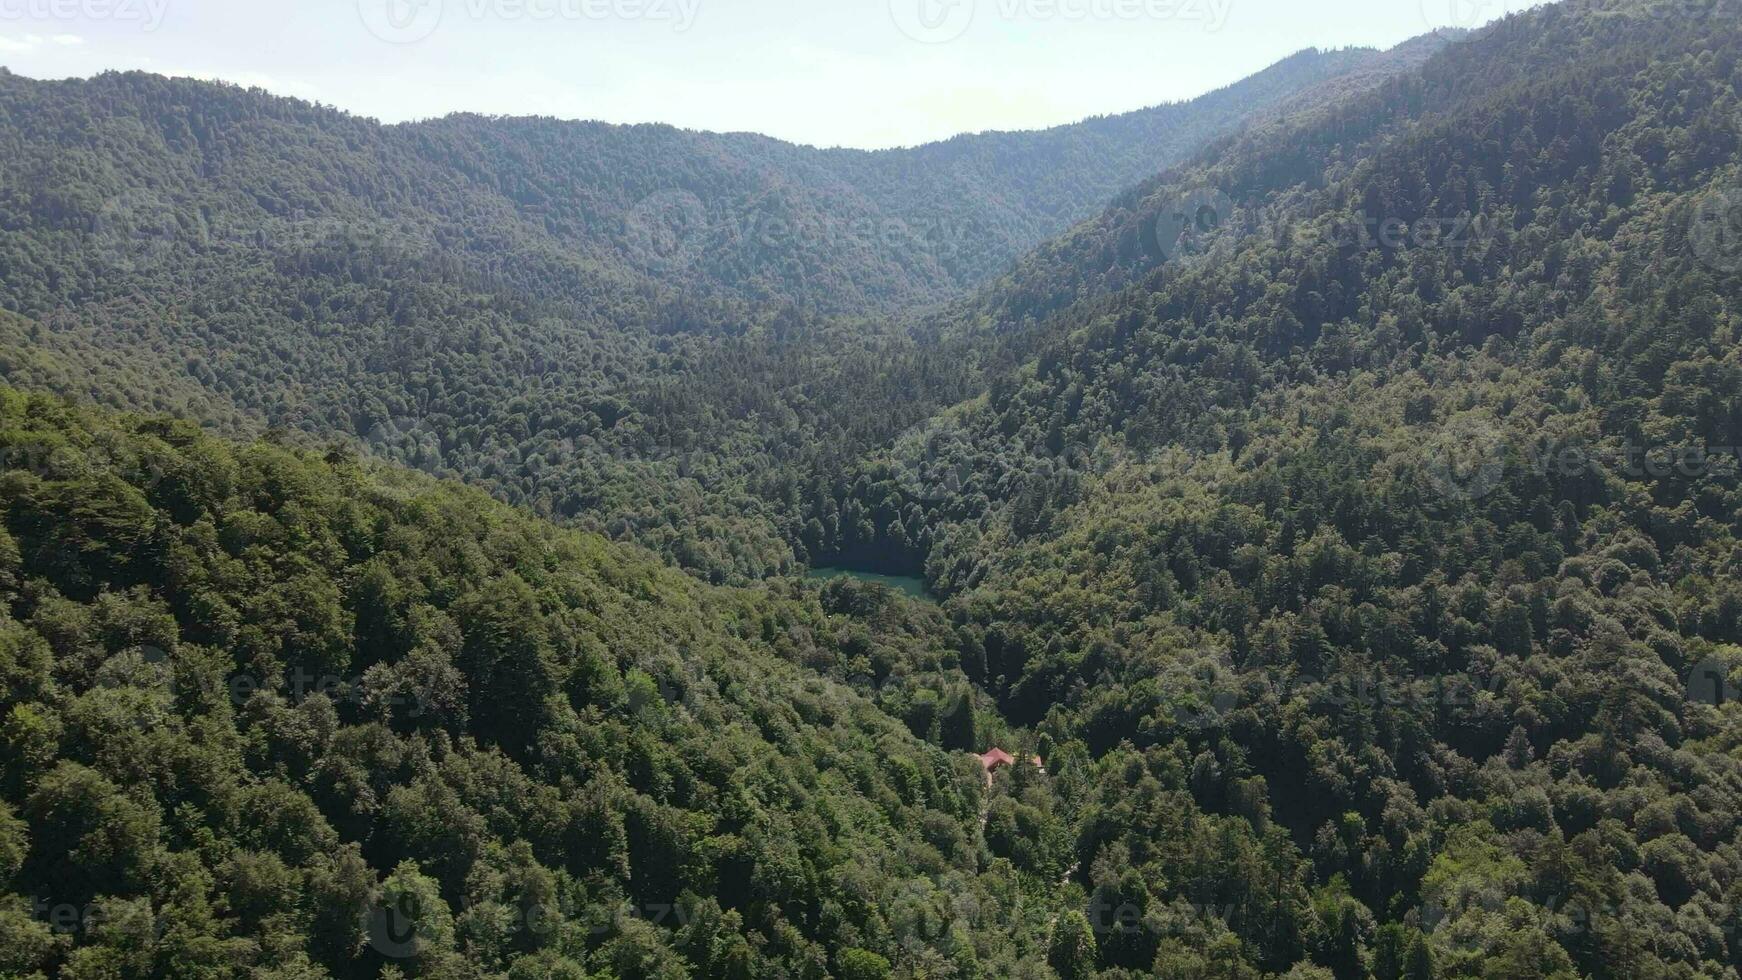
977,748,1044,771
978,748,1015,770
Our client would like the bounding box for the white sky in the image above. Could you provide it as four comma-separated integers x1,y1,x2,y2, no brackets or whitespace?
0,0,1537,149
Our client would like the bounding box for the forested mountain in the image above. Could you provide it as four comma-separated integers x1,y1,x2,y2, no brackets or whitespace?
401,41,1389,315
0,40,1440,586
0,387,1075,979
5,0,1742,976
0,43,1406,320
792,0,1742,974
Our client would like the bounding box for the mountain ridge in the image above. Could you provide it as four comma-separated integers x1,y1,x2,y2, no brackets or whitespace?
0,39,1437,317
6,0,1742,976
0,35,1443,583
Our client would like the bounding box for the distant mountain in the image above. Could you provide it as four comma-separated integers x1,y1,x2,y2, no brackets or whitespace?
0,42,1430,320
0,40,1442,585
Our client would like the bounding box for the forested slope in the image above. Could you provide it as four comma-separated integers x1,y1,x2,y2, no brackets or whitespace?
7,0,1742,975
0,387,1090,979
797,0,1742,975
0,43,1409,321
0,41,1441,586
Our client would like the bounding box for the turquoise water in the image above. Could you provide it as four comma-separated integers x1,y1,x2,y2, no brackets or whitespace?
806,567,934,600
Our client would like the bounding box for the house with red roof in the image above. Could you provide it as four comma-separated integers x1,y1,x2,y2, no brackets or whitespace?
977,748,1044,782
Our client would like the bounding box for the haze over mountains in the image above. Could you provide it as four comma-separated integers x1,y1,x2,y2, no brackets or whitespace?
4,1,1742,977
0,36,1444,583
0,40,1427,320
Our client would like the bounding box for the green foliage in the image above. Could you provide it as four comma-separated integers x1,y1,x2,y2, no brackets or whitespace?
0,44,1437,586
0,391,1029,977
805,2,1742,976
1047,910,1098,980
836,946,893,980
1,2,1739,977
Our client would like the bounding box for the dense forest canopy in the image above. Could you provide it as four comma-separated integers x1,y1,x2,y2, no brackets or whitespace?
799,1,1742,975
4,0,1742,976
0,40,1443,586
0,389,1056,978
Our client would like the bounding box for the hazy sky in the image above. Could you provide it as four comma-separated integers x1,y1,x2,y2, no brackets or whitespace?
0,0,1536,148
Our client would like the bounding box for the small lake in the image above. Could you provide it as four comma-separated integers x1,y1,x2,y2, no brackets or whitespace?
805,567,935,601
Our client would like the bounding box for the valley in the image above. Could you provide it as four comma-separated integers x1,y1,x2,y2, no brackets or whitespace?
1,1,1741,977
